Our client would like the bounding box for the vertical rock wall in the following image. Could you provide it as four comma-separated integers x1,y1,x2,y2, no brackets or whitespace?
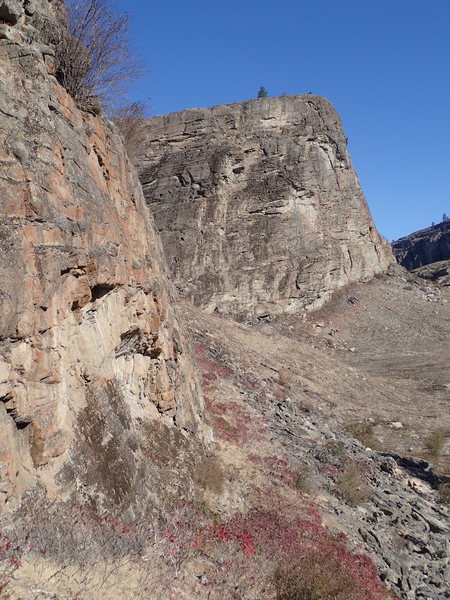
138,97,393,322
0,0,204,515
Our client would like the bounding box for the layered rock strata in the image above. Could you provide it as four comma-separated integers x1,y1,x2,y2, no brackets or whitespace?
393,220,450,271
138,96,393,322
0,0,204,515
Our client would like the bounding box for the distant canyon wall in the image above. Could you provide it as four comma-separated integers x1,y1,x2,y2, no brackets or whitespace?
138,96,393,322
392,220,450,271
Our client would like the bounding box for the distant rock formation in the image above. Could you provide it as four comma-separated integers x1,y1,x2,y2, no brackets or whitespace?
392,220,450,271
138,96,393,322
0,0,205,515
413,259,450,287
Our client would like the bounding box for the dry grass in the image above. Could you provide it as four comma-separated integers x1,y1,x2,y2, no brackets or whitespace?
345,421,382,450
425,428,448,457
437,483,450,505
293,466,313,494
274,553,359,600
335,461,373,506
193,457,225,495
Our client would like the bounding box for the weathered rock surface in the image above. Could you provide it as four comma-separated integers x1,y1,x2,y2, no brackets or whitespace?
413,259,450,286
0,0,205,516
138,96,393,322
392,220,450,271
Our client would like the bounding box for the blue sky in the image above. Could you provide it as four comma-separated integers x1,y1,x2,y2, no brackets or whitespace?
126,0,449,242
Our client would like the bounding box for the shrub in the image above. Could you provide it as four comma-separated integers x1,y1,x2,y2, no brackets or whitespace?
328,440,347,457
438,483,450,505
425,428,448,457
274,553,359,600
278,367,289,386
318,440,347,461
335,461,372,506
345,421,382,450
49,0,142,111
4,501,397,599
193,457,225,495
0,531,23,600
293,466,313,494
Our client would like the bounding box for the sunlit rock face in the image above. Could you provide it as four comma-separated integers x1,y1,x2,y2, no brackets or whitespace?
0,0,205,516
392,220,450,271
138,96,393,322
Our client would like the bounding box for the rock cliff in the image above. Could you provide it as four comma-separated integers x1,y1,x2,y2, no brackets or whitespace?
412,259,450,286
1,5,448,600
138,96,393,322
392,220,450,271
0,0,204,516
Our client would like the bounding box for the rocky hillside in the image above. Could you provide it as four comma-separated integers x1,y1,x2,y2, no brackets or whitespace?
138,96,393,322
7,271,450,600
392,220,450,271
413,259,450,286
0,0,206,518
1,3,449,600
183,294,449,599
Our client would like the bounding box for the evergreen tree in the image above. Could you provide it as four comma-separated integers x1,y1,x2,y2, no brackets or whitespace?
257,86,268,98
443,213,448,222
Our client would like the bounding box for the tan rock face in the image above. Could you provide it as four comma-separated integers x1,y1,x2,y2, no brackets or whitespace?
0,1,204,515
138,96,393,321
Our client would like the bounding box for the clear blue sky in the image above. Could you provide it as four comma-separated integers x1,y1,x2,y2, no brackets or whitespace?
125,0,449,242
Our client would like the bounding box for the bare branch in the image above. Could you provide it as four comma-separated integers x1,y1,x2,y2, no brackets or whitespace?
47,0,142,111
111,101,147,162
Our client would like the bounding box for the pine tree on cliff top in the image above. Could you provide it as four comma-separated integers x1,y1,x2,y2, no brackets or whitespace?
257,86,268,98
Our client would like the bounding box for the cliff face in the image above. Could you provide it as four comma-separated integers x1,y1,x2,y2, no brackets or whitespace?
392,220,450,271
0,0,204,515
1,7,449,599
138,96,393,322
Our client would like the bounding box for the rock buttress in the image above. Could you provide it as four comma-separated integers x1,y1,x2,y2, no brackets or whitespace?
138,96,393,322
0,0,205,516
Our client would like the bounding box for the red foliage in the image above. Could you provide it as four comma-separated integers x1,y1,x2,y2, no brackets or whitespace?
320,463,342,478
205,397,267,445
0,531,29,593
0,501,399,600
248,453,295,485
194,343,233,382
211,510,396,600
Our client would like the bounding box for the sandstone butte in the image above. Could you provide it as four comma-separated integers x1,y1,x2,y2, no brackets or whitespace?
0,2,449,600
138,96,393,321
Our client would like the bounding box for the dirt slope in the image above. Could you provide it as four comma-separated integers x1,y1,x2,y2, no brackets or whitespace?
184,265,450,472
174,265,449,599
